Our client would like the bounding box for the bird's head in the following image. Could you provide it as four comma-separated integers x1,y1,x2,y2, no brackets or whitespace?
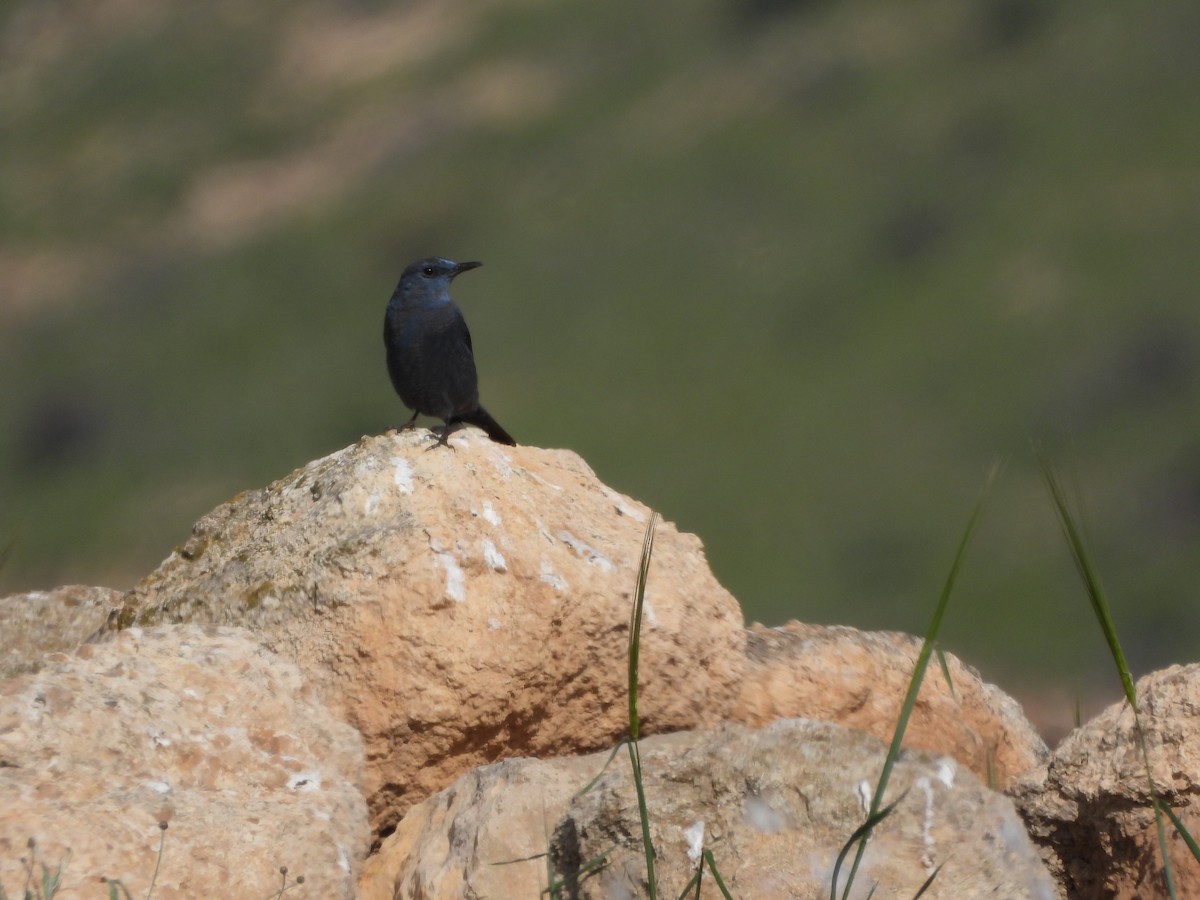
395,257,482,303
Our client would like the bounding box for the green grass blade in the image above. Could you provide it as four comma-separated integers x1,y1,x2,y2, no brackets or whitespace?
675,845,734,899
934,645,955,700
145,823,166,900
544,796,554,899
702,851,734,900
912,862,944,898
1152,808,1178,900
628,513,660,898
542,846,615,897
1039,456,1137,707
489,851,549,867
23,847,69,900
628,513,658,742
830,795,906,900
1039,455,1177,897
572,740,628,798
1159,801,1200,864
838,464,997,899
626,737,657,899
677,863,702,900
39,853,68,900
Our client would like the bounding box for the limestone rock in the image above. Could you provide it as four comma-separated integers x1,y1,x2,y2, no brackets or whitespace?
0,584,122,678
103,431,746,834
361,719,1061,900
358,753,604,900
735,622,1048,790
1012,663,1200,899
0,625,369,899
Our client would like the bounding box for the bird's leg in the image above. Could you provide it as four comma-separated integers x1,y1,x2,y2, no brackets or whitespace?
387,411,420,436
394,409,420,432
426,419,461,451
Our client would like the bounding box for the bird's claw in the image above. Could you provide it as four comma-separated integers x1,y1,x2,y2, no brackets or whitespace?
424,426,456,451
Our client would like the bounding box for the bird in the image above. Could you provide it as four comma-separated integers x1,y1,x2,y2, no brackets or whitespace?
383,257,516,448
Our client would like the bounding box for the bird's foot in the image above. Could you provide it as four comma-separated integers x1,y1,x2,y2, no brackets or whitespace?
387,412,422,436
424,424,458,451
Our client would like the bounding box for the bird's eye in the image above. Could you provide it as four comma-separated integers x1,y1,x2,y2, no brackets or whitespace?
421,266,437,277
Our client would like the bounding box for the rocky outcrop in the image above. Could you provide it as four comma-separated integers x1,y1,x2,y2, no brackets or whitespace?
0,626,368,899
101,430,747,834
9,432,1192,899
360,718,1061,899
0,584,121,678
734,622,1048,790
1012,663,1200,899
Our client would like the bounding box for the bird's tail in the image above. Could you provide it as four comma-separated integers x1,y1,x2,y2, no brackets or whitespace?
456,407,517,446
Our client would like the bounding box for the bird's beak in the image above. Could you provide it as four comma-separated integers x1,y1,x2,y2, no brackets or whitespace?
453,260,483,277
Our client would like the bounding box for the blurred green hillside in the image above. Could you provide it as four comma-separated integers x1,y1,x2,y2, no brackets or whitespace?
3,0,1199,717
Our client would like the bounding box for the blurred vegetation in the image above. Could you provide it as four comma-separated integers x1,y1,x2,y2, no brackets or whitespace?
2,0,1199,706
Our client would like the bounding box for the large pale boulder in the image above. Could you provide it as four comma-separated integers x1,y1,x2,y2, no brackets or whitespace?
361,719,1061,899
102,430,746,834
0,584,122,678
1012,663,1200,899
0,625,368,898
735,622,1048,790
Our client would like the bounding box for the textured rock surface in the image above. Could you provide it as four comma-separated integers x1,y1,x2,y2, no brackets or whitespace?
361,719,1061,900
103,430,746,835
1012,663,1200,899
735,622,1048,790
0,625,369,899
358,753,604,899
0,584,122,678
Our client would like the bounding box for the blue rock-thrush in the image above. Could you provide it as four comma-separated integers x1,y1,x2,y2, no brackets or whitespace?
384,257,516,447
